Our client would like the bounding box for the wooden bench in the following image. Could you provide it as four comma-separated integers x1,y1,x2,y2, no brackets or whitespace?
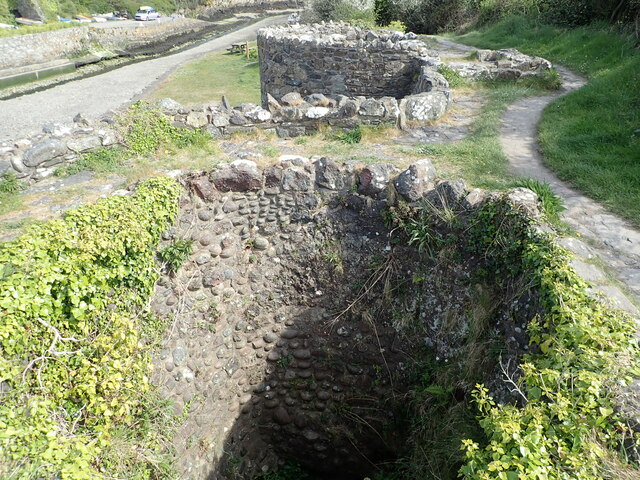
226,42,257,58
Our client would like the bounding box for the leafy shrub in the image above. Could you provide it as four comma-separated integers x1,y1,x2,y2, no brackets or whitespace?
308,0,376,26
158,238,194,273
119,102,177,156
385,19,408,31
0,177,182,479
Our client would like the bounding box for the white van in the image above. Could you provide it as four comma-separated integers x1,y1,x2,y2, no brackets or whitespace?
135,6,159,21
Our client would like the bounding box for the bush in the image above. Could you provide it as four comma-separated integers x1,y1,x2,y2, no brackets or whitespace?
308,0,376,26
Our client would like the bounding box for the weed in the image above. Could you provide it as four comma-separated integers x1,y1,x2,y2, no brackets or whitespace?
335,125,363,144
55,148,126,177
294,136,309,145
0,172,25,193
158,239,193,273
437,64,468,88
512,177,565,219
261,145,280,157
254,461,309,480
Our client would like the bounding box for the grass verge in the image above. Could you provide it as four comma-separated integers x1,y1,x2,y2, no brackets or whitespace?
454,16,640,226
145,48,261,106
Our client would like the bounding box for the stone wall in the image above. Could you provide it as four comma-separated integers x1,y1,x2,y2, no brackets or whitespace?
148,157,539,479
257,22,441,106
0,18,212,71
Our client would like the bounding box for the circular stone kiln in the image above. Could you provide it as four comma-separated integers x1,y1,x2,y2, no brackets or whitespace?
149,158,536,479
257,23,453,124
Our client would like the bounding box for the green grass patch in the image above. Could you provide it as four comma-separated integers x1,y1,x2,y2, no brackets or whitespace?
55,147,126,177
454,16,640,226
512,177,565,220
416,84,546,189
146,49,261,106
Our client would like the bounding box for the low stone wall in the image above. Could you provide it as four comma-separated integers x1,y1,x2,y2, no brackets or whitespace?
0,91,452,182
0,17,212,71
257,22,442,105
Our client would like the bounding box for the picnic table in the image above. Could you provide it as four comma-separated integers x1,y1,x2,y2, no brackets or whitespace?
227,42,256,58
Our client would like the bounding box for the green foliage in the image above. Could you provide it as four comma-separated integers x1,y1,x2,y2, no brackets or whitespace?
335,125,363,144
309,0,376,27
0,171,25,193
388,196,640,479
512,177,565,220
119,102,178,156
158,238,193,273
437,64,468,88
55,147,126,177
0,176,182,479
456,17,640,226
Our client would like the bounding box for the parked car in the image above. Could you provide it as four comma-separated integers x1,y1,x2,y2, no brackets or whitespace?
135,6,159,21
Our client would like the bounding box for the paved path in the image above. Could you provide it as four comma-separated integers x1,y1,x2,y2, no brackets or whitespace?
433,37,640,313
0,15,286,142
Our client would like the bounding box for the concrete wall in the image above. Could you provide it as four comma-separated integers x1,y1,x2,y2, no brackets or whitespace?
0,18,212,71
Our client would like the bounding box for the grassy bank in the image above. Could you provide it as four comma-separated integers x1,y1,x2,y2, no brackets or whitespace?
145,48,261,106
454,16,640,226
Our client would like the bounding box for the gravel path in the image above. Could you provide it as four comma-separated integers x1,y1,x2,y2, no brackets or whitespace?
0,15,286,142
433,36,640,312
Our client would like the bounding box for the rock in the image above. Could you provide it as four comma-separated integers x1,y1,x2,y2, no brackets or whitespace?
315,157,346,190
10,155,25,173
224,357,240,377
16,0,45,22
173,346,187,367
282,168,312,191
204,125,223,139
477,49,497,62
358,163,399,196
189,175,218,201
212,161,262,192
264,332,278,343
0,158,11,175
186,111,209,128
305,107,330,119
253,237,269,250
211,114,230,128
412,67,449,94
266,93,282,113
42,123,72,137
273,406,292,425
426,179,468,209
276,126,306,138
73,113,91,126
264,166,283,188
245,106,272,123
229,111,248,126
402,91,450,123
461,188,486,209
505,187,540,217
358,98,385,117
23,139,68,167
394,159,437,202
66,135,102,153
280,91,305,107
492,69,522,81
338,99,358,117
100,130,119,146
305,93,331,107
157,98,183,113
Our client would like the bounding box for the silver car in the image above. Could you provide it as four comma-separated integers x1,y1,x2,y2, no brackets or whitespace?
135,6,160,21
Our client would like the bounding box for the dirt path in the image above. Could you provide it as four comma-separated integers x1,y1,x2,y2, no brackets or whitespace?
0,15,286,142
433,37,640,312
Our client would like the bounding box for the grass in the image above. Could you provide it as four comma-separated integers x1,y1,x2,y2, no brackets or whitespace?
55,148,126,177
416,84,548,189
145,48,261,106
0,21,76,39
454,16,640,226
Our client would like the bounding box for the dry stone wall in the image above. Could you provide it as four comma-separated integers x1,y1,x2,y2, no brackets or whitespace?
257,23,445,105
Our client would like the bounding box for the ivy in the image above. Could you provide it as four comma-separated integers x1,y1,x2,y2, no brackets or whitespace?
0,177,182,479
389,194,640,479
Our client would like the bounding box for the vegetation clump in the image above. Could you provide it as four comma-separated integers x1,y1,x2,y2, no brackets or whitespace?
0,176,182,479
385,196,640,479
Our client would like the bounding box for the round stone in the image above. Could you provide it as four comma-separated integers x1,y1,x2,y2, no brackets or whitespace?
253,237,269,250
263,332,278,343
273,406,292,425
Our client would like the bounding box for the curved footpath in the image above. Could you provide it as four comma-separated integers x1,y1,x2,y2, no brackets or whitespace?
0,15,287,142
435,37,640,314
